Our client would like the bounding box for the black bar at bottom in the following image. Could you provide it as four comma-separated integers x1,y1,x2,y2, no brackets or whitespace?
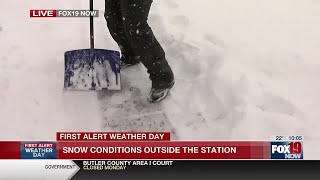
71,160,320,180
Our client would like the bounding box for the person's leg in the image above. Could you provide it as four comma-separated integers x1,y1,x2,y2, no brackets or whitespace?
104,0,139,65
120,0,174,88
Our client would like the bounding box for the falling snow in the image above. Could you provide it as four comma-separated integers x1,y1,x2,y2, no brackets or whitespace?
0,0,320,159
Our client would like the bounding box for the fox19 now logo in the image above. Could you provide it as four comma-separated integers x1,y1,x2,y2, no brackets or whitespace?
270,142,303,159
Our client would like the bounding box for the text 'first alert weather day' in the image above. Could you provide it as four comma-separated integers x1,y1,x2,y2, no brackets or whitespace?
58,132,167,140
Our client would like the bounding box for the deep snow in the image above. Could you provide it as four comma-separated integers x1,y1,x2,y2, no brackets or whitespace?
0,0,320,159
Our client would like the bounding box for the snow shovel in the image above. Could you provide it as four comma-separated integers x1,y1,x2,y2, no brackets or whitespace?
64,0,121,90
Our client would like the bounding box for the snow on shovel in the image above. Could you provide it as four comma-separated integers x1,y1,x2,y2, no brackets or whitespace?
64,0,120,91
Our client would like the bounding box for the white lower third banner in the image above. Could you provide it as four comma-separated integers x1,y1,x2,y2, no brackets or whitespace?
0,160,80,180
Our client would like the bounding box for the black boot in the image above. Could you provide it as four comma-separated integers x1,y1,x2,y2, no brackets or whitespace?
147,79,175,103
147,63,175,103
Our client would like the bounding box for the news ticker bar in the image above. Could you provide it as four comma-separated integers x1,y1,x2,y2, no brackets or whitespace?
0,140,303,160
30,10,99,18
0,160,176,180
1,160,319,180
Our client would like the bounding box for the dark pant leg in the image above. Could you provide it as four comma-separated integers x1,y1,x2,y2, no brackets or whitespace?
104,0,138,64
120,0,174,86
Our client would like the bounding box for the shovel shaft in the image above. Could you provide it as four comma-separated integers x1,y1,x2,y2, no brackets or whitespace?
90,0,94,49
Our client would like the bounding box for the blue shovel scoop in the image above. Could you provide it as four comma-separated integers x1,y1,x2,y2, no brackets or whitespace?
64,0,121,91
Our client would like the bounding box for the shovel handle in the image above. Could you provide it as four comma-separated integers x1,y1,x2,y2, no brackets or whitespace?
90,0,94,49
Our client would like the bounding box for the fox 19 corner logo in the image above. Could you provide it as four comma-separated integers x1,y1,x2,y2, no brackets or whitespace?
270,142,303,159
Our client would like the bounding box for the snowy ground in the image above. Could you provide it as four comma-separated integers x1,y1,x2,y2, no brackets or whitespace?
1,0,320,159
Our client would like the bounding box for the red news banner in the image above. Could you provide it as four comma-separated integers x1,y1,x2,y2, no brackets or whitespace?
0,132,270,159
56,132,269,159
